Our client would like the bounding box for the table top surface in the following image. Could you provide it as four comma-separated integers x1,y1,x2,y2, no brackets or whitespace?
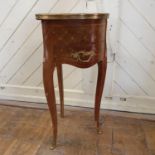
36,13,109,20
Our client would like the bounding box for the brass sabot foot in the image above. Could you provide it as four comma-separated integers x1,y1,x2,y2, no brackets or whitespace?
50,143,56,150
97,128,103,134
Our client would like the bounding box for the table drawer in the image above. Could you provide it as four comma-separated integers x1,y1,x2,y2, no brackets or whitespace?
54,43,105,67
42,19,107,66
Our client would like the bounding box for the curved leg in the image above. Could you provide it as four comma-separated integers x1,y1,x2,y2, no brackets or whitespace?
94,60,107,133
57,64,64,117
43,61,57,149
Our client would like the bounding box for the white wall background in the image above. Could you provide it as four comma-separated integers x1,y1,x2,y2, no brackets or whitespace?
0,0,155,114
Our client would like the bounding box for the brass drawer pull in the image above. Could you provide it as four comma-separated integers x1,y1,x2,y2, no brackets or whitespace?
71,50,96,62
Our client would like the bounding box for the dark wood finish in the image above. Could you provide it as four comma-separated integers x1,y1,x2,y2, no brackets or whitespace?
37,13,109,148
0,105,155,155
57,64,64,118
95,61,107,132
43,60,57,149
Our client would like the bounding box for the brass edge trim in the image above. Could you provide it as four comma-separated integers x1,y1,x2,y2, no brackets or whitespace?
35,13,109,20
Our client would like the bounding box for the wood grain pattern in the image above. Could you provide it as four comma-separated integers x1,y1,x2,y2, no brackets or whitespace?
57,64,64,117
0,105,155,155
0,0,155,114
39,14,108,148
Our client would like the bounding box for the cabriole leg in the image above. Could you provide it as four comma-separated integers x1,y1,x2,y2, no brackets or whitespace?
43,61,57,149
57,64,64,117
94,60,107,134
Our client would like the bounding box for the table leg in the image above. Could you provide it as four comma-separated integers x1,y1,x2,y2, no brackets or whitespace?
57,64,64,117
94,60,107,133
43,62,57,149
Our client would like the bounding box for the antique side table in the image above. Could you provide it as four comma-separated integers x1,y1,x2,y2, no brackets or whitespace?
36,13,109,149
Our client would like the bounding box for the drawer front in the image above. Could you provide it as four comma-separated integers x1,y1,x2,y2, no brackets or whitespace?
54,42,104,64
43,20,107,67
